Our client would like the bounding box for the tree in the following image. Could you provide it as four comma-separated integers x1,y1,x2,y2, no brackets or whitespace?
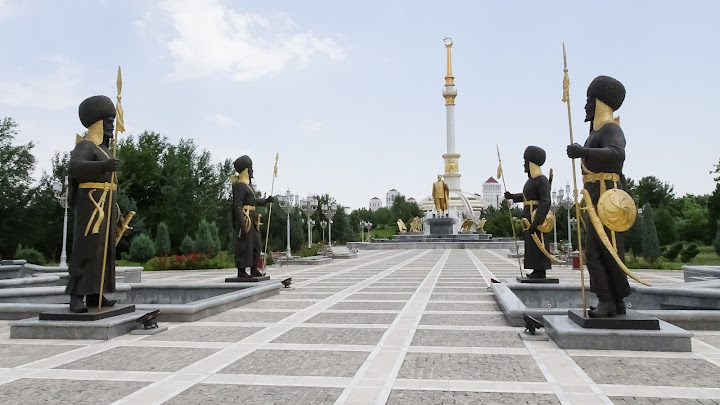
195,219,218,256
676,197,710,244
680,244,700,263
625,216,643,257
129,233,155,263
635,176,675,209
654,206,677,246
0,117,36,259
154,222,171,256
713,220,720,257
180,235,195,254
708,184,720,244
373,207,392,226
641,204,661,263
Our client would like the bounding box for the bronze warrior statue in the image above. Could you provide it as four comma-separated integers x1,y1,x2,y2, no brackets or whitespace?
231,155,273,278
505,146,554,279
66,95,123,313
566,75,637,318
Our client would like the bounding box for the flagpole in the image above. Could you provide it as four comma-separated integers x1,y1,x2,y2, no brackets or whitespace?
496,145,524,278
98,66,124,309
562,43,587,317
263,153,279,265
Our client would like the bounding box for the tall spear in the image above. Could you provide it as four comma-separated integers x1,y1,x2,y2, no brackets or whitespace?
98,66,124,309
562,44,587,316
263,153,279,271
496,145,524,278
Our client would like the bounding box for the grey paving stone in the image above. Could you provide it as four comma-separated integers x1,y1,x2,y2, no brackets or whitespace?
200,310,295,323
425,302,500,311
0,321,9,335
272,293,335,299
144,325,262,342
433,287,489,293
411,329,525,348
348,293,414,300
220,349,369,377
694,335,720,349
420,313,509,326
0,343,82,367
397,353,545,381
272,327,385,345
164,384,343,405
58,346,218,372
574,356,720,387
359,287,418,292
0,379,148,405
329,301,406,310
305,312,397,324
611,398,720,405
240,300,315,309
430,294,492,301
386,390,560,405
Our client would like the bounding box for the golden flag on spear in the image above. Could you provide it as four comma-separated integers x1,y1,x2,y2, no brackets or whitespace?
115,66,125,134
273,153,279,177
496,146,503,180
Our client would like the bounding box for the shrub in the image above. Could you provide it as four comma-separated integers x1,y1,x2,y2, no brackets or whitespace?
129,233,155,263
662,242,684,261
195,220,218,256
295,244,319,257
14,244,46,265
144,252,235,271
179,235,195,254
714,220,720,257
154,222,171,257
679,244,700,263
208,221,221,255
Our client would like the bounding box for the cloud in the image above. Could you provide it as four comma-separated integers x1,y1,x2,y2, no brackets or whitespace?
300,119,324,132
0,56,82,110
160,0,345,81
205,113,240,128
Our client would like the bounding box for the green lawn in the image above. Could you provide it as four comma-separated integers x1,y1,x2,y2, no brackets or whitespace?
369,225,398,240
116,259,142,267
627,245,720,270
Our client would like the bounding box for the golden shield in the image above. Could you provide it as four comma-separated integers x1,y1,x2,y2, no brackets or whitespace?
597,189,636,232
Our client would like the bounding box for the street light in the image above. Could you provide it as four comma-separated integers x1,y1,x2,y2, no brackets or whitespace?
299,197,318,247
321,202,338,246
364,221,372,242
52,176,69,268
551,190,558,254
278,189,297,259
320,220,327,242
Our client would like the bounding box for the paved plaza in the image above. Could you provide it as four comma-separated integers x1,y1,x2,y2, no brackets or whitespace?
0,249,719,404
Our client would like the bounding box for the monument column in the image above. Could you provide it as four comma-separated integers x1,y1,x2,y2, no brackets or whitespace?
442,37,461,191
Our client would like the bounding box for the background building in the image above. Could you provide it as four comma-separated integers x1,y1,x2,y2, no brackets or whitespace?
386,189,400,207
369,197,382,211
482,177,502,209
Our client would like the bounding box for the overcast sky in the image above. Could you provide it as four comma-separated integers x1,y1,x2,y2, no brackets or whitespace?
1,0,718,210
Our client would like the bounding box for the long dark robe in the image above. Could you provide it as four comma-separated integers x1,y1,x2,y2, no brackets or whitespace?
232,182,268,269
581,122,630,300
509,174,552,271
65,140,116,296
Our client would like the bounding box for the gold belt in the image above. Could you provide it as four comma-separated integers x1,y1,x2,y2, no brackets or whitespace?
582,172,619,196
523,200,538,206
79,182,117,190
80,182,116,236
243,205,255,210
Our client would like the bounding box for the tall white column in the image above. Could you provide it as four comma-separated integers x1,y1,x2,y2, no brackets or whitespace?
442,38,461,192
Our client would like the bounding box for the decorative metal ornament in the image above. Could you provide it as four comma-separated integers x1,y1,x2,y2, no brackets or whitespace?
597,189,636,232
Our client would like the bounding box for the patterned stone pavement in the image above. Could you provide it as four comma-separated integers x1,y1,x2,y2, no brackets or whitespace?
0,249,718,405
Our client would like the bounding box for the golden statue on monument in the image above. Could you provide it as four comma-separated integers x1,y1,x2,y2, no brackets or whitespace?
432,174,450,215
409,216,422,233
397,218,407,233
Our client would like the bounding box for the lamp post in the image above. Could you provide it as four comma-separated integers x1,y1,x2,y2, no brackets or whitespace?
364,221,372,242
321,202,338,246
278,189,297,259
320,220,327,243
359,220,364,242
52,176,70,267
299,197,318,247
551,190,559,254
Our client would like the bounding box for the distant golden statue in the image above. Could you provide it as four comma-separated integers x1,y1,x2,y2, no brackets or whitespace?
432,175,450,215
409,216,422,233
477,217,487,232
460,218,474,232
397,219,407,233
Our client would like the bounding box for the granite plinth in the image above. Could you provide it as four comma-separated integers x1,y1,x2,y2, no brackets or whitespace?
516,277,559,284
567,309,660,330
10,309,156,340
543,314,692,352
225,276,270,282
39,304,135,321
427,217,456,235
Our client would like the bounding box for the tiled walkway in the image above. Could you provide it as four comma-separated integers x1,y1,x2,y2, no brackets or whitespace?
0,250,718,404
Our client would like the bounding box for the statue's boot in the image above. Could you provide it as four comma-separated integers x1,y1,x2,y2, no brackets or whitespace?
250,267,264,277
615,299,627,315
527,270,546,279
236,268,252,278
588,300,617,318
69,295,88,313
86,294,116,308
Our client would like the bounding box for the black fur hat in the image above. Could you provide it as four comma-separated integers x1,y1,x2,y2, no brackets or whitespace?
234,155,252,173
523,146,546,166
587,76,625,111
78,95,116,128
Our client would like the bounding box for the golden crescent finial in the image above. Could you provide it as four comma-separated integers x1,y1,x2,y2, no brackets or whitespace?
443,37,453,47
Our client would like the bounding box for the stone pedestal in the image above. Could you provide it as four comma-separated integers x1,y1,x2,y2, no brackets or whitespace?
10,308,157,340
225,276,270,282
516,277,559,284
39,304,135,321
427,217,456,235
567,310,660,330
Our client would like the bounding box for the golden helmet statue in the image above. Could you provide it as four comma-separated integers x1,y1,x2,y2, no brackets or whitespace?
597,189,636,232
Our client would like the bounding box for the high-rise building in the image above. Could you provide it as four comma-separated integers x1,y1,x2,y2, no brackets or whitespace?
369,197,382,211
482,177,502,209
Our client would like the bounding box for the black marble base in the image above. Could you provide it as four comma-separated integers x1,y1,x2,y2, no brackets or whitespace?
567,309,661,330
427,217,456,235
516,277,559,284
39,304,136,321
225,276,270,282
